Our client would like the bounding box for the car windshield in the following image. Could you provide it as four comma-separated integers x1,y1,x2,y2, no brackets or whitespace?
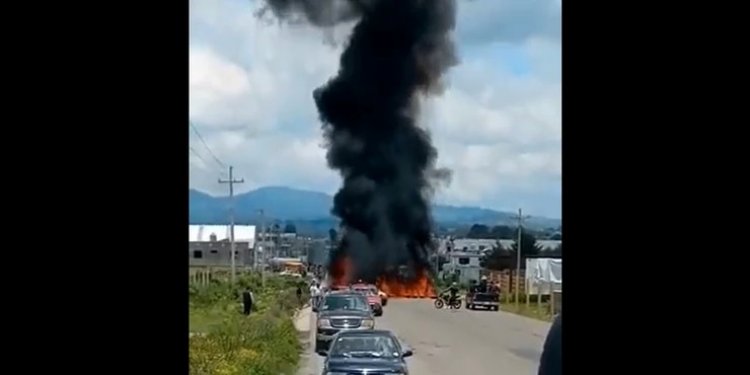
329,335,401,359
321,295,369,311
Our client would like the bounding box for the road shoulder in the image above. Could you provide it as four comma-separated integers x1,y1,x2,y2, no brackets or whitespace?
294,306,322,375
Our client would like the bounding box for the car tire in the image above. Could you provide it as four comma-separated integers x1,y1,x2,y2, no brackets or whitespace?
315,340,325,353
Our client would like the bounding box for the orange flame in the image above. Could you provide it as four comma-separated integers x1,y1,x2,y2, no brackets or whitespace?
329,256,354,287
328,256,436,298
376,268,436,298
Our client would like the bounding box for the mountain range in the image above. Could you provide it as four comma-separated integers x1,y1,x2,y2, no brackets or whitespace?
189,186,561,234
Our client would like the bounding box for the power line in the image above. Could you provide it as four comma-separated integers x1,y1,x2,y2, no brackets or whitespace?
190,121,226,169
189,146,210,168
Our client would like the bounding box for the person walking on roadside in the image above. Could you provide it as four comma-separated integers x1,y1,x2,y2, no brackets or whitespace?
296,284,303,305
242,287,254,316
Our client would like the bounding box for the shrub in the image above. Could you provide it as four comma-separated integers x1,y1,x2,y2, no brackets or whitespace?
189,273,306,375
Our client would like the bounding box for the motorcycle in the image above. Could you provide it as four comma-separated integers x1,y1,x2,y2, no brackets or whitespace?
434,293,462,309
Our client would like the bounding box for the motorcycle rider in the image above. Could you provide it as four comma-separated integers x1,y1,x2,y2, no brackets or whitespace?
442,282,459,305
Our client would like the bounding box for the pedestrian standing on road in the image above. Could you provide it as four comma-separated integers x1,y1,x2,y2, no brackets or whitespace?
242,287,254,316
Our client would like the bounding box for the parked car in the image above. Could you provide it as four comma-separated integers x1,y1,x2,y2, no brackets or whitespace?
314,291,375,353
320,329,413,375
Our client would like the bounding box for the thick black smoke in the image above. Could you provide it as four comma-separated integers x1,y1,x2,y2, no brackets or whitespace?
259,0,457,283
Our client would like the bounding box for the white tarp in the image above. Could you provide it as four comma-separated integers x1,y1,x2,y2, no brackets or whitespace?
525,258,562,295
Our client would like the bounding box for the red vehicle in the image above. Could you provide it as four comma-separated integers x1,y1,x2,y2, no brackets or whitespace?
351,283,383,316
329,284,351,292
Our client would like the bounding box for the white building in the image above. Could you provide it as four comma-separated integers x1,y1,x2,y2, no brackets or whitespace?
441,251,483,285
189,225,256,248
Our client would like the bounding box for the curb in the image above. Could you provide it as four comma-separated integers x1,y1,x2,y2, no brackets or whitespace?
294,305,313,350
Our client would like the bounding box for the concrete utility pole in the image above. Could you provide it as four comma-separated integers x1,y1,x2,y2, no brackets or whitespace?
513,208,531,307
258,209,265,270
258,209,266,287
219,166,244,284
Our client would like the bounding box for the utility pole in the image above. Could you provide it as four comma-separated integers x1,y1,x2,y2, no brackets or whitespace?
258,209,265,270
513,208,531,307
219,166,244,284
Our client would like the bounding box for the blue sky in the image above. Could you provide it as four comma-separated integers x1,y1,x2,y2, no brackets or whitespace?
189,0,561,218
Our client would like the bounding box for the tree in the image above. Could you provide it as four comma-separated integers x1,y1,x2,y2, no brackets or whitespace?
480,240,514,270
549,243,562,257
437,255,450,271
466,224,490,238
509,230,544,267
490,225,514,239
283,222,297,234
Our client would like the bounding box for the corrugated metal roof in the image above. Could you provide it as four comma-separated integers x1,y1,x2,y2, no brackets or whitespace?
189,225,256,248
441,238,561,252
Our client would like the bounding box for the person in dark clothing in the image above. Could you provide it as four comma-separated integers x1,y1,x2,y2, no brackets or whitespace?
538,313,562,375
440,282,459,305
478,276,489,293
296,285,303,304
242,288,254,316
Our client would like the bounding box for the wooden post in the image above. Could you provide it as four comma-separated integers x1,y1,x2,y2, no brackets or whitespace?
526,278,531,309
537,279,542,314
549,281,555,316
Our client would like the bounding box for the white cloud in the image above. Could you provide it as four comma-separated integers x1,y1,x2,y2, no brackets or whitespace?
189,0,561,217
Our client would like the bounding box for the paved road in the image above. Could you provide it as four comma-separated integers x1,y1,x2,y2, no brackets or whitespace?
297,299,551,375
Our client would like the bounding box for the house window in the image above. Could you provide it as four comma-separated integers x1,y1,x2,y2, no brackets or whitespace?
193,250,203,259
458,257,470,265
210,249,218,254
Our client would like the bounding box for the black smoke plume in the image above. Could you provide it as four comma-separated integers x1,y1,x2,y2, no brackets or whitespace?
259,0,457,283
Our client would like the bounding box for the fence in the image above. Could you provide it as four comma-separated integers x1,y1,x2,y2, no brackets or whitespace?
487,269,527,295
189,266,256,285
486,269,562,318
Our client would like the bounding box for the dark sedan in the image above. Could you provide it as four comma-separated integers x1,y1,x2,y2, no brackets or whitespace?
320,329,413,375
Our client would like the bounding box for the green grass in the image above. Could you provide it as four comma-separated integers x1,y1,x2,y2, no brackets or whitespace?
190,303,238,333
501,302,554,322
189,273,309,375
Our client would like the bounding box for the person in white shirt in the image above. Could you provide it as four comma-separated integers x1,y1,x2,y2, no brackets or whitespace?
309,282,321,307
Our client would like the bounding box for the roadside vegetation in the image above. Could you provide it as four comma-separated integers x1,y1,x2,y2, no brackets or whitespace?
500,294,555,322
189,272,309,375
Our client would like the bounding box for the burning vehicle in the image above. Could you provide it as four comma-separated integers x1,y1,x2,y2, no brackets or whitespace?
378,289,388,306
351,282,384,316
